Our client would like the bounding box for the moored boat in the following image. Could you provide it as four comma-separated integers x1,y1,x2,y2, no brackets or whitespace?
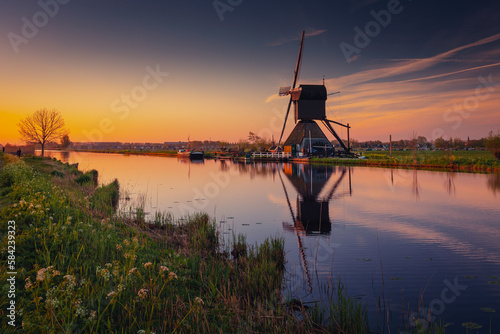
189,150,204,160
177,149,191,157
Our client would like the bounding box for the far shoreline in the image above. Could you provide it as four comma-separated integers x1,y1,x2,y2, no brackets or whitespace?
59,148,500,173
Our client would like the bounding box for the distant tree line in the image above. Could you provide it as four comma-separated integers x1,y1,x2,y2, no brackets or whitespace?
347,134,499,151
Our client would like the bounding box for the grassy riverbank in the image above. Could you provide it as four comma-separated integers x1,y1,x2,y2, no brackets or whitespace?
312,150,500,172
0,153,368,333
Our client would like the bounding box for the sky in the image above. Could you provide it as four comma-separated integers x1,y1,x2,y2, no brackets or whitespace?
1,0,499,144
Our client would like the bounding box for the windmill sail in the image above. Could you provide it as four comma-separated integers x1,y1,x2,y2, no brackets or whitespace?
277,30,305,149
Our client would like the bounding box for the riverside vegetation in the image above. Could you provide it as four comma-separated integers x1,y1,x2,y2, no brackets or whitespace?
312,150,500,172
0,153,368,333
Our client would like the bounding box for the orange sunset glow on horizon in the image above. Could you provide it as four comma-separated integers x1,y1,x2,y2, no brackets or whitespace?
1,1,499,146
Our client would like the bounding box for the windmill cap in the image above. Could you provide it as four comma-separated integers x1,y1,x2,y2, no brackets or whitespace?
296,85,327,100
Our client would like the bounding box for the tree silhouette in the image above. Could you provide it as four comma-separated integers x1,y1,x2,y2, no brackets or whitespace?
18,108,68,157
60,134,71,149
485,131,500,159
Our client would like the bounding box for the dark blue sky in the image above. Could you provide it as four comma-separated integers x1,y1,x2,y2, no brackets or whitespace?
1,0,499,142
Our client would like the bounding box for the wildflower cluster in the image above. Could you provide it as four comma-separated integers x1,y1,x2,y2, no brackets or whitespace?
138,288,149,299
96,266,112,281
24,266,61,290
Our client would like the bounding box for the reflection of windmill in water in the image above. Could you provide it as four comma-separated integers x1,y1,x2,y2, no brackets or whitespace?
279,164,352,291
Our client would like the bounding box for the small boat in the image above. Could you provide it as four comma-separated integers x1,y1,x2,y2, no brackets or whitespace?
177,149,191,157
189,150,204,160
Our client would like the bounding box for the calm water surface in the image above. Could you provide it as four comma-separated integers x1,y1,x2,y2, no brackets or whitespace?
46,151,500,332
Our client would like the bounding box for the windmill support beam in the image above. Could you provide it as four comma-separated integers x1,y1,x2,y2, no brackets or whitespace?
325,168,347,202
321,119,350,153
325,118,350,129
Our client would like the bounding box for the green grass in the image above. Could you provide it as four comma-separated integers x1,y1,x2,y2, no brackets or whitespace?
312,150,500,172
0,154,369,333
305,281,368,333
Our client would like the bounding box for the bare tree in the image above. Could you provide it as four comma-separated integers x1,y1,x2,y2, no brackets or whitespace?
18,108,68,157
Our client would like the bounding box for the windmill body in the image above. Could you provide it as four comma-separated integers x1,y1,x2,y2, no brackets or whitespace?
292,84,327,121
283,120,332,156
277,31,352,156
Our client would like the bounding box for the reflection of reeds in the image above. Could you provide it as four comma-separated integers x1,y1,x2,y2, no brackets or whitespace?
412,169,420,201
305,280,368,333
444,172,456,195
283,265,368,332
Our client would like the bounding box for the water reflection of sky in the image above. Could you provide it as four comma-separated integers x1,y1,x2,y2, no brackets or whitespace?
45,151,500,332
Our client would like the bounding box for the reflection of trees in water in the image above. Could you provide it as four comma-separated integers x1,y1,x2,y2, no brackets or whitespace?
222,161,279,179
59,151,70,163
219,160,230,172
412,169,420,201
444,172,456,195
487,174,500,196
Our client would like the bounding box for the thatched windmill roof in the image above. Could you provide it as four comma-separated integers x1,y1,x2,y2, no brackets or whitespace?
283,121,331,146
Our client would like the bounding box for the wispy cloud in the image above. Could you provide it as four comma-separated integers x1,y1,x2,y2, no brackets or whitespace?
398,62,500,83
267,29,327,47
328,33,500,89
267,33,500,140
265,94,283,104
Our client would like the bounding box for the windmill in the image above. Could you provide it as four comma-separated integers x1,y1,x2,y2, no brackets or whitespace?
277,30,352,156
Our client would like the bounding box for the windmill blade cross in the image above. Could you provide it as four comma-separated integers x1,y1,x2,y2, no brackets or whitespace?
292,30,305,89
277,30,306,149
277,97,293,149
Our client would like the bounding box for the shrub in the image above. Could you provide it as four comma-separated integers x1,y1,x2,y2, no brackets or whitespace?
485,131,500,159
51,170,64,178
0,159,33,187
75,174,92,185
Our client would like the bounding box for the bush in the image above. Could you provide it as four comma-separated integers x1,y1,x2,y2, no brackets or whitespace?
75,174,92,185
91,179,120,215
51,170,64,178
485,131,500,159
